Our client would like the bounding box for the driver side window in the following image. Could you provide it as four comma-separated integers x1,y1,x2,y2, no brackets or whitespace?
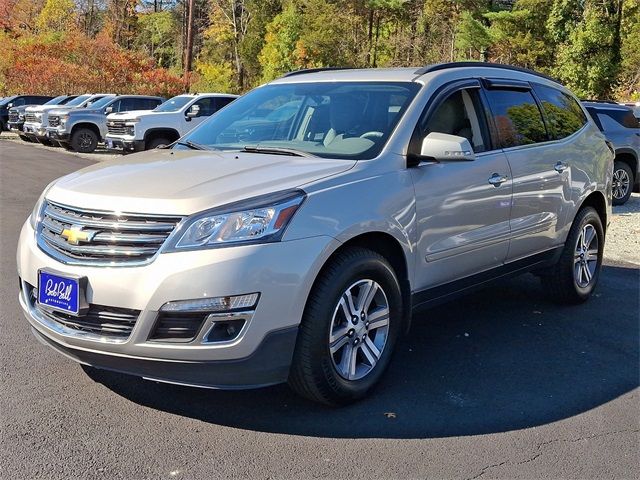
425,89,488,153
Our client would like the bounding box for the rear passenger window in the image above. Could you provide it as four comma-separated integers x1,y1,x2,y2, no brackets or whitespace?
533,85,587,139
484,89,548,148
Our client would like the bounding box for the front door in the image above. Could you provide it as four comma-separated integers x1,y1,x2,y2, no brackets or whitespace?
410,82,512,292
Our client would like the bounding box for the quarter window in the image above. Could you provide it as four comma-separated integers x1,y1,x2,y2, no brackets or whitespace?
533,85,587,139
485,89,548,148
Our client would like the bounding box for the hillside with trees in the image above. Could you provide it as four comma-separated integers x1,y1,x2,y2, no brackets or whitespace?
1,0,638,100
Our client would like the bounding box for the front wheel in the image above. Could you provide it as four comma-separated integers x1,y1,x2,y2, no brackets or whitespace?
288,247,402,406
541,207,604,304
70,128,98,153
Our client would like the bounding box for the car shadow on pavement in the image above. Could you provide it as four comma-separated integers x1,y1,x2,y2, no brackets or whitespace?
85,264,639,439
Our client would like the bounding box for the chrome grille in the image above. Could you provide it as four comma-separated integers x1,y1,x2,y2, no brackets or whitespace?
25,112,38,123
49,115,60,127
37,201,182,265
107,121,130,135
8,111,19,123
26,283,139,339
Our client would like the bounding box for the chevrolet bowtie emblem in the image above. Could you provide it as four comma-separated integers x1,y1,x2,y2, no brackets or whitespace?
61,226,96,245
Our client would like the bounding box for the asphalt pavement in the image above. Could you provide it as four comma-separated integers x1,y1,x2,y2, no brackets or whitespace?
1,138,638,479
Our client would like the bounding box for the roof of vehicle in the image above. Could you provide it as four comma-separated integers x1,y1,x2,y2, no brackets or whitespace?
177,92,239,98
272,62,560,86
582,101,635,112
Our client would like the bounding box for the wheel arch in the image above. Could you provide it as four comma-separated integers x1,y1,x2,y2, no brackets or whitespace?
576,191,608,234
614,149,638,182
70,122,100,139
144,128,180,144
310,231,413,334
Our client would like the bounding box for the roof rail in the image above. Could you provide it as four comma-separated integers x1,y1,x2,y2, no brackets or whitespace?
414,62,558,83
280,67,354,78
581,99,620,104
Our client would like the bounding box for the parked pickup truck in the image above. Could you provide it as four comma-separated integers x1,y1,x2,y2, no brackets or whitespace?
24,94,109,145
10,95,76,141
47,95,164,153
105,93,237,152
0,95,53,133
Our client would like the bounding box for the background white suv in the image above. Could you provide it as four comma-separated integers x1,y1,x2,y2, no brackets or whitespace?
105,93,238,152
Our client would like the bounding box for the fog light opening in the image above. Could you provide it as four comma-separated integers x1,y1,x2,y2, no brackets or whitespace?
205,319,246,343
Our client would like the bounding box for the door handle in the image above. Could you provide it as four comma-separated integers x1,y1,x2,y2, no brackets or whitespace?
554,162,568,173
488,173,508,187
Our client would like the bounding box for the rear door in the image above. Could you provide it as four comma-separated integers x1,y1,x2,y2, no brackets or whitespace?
482,80,581,261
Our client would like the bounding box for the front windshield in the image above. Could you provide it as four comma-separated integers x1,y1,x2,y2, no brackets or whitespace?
64,95,91,107
86,96,114,109
154,95,193,112
0,96,16,107
179,81,420,160
44,96,67,106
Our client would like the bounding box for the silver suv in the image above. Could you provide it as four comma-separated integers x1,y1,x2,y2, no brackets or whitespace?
17,63,613,405
583,101,639,205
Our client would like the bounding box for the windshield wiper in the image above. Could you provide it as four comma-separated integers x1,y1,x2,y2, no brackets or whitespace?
242,145,315,157
175,140,212,151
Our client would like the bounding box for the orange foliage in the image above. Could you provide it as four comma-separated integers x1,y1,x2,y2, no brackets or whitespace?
1,31,187,97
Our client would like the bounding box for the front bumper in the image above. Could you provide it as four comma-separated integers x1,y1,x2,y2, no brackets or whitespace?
46,128,70,141
9,122,24,132
17,221,338,387
23,123,47,139
105,136,145,153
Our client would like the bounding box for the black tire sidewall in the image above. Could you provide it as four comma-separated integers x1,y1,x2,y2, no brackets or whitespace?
613,161,634,205
301,250,402,402
147,138,170,150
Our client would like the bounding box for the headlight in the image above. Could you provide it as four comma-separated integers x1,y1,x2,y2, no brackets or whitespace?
165,190,305,251
18,114,24,120
29,181,56,229
35,113,42,121
126,118,141,124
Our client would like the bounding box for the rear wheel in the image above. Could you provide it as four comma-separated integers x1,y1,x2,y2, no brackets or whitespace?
612,160,634,205
541,207,604,304
288,247,402,406
70,128,98,153
146,137,171,150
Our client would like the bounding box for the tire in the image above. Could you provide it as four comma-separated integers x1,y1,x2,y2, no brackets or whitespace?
288,247,403,406
38,138,54,146
612,160,634,206
541,207,604,304
146,137,170,150
18,134,30,142
70,128,98,153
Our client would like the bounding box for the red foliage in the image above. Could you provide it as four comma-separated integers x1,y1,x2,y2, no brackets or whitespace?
1,32,186,96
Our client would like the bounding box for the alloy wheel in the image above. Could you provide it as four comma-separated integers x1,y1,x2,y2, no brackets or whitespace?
328,279,390,381
612,168,630,201
574,224,599,288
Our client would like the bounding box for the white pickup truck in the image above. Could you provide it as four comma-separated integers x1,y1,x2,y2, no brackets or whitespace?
105,93,238,152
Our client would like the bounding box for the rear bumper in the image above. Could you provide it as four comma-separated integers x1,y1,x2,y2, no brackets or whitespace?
31,325,298,389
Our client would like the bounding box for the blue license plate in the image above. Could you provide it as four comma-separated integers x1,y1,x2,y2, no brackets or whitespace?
38,270,81,315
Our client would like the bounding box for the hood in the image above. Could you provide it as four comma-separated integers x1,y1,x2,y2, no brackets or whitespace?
107,110,155,120
27,104,73,113
47,149,356,215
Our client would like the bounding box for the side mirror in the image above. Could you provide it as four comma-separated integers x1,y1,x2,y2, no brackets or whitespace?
105,106,113,114
7,103,13,108
186,104,200,118
412,132,476,165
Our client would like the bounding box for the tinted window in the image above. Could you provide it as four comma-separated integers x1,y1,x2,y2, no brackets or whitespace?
424,89,488,152
533,85,587,139
601,109,639,129
485,89,548,147
215,97,236,111
154,95,193,112
193,97,216,116
585,107,604,131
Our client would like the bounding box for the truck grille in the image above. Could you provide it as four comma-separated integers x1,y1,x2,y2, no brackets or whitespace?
49,116,60,127
107,120,131,136
25,283,139,339
37,200,182,265
25,112,38,123
8,111,19,123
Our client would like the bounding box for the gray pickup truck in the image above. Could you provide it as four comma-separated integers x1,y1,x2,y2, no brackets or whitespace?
46,95,164,153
